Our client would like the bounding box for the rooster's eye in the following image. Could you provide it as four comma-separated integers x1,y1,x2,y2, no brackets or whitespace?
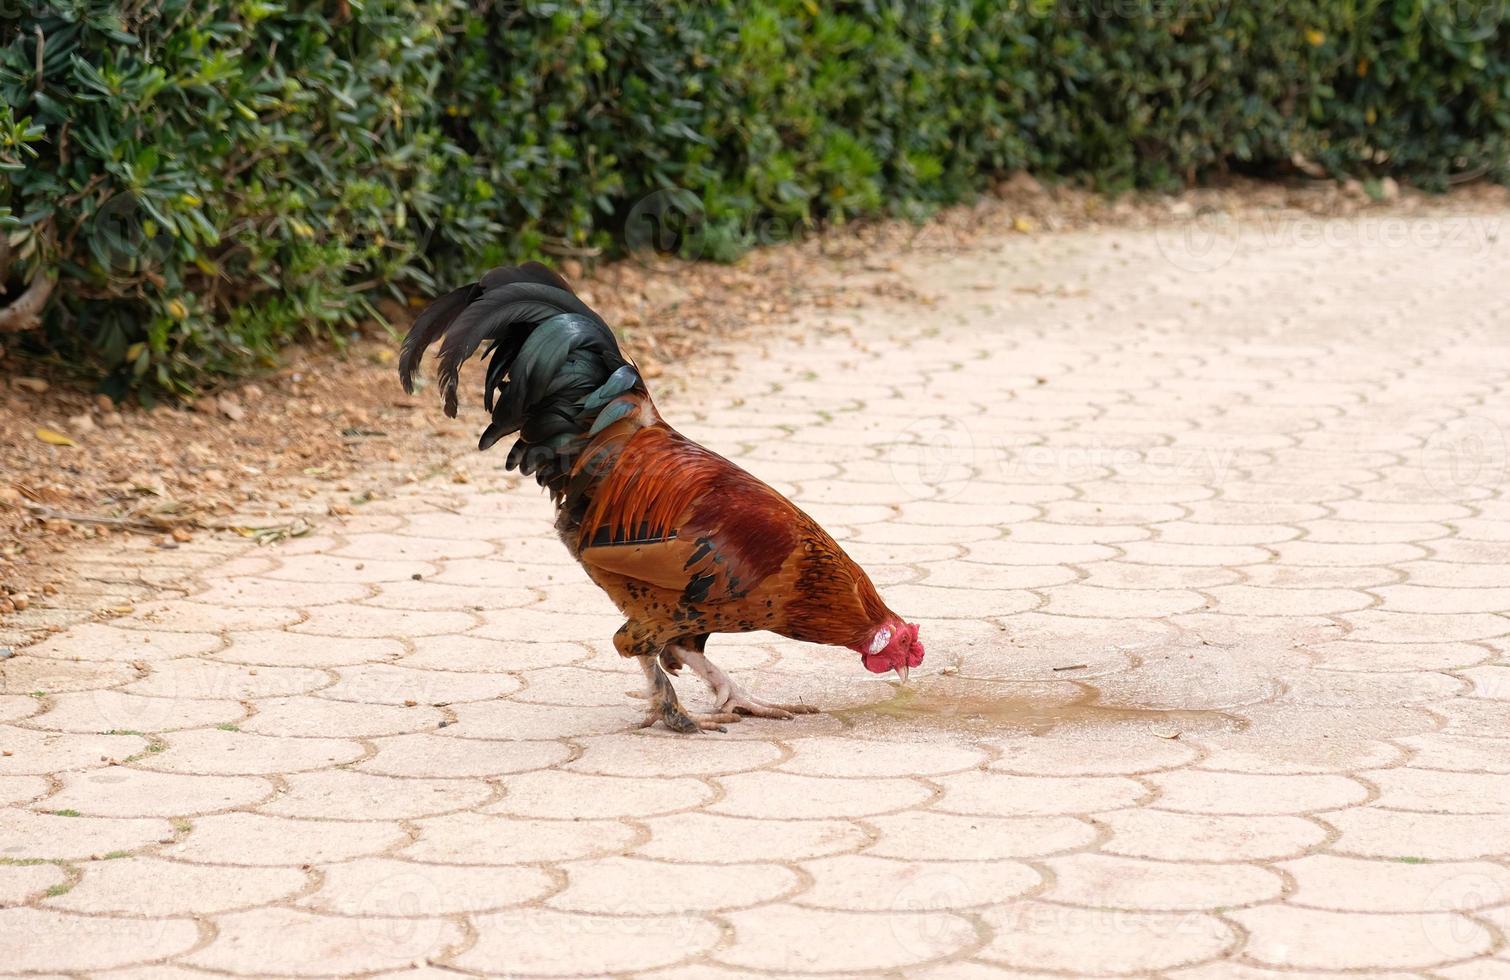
867,628,893,655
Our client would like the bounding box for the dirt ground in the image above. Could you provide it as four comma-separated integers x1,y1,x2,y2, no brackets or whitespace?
2,175,1504,641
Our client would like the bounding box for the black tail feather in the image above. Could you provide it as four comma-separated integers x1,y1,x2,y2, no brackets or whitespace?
397,263,648,502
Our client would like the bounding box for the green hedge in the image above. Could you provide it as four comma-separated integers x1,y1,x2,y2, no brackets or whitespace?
3,0,1506,397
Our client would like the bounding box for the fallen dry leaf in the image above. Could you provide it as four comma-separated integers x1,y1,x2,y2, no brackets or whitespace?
34,428,76,447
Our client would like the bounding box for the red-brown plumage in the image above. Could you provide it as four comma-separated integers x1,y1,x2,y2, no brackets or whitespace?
399,262,923,731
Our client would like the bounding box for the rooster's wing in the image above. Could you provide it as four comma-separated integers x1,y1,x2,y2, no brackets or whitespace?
576,430,804,608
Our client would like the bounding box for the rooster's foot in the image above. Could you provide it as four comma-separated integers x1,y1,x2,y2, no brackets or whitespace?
717,691,819,720
637,652,732,734
674,644,819,721
638,700,737,734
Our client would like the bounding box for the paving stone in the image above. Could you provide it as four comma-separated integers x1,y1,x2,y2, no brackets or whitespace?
977,902,1235,973
0,694,40,723
260,554,438,583
363,578,536,612
189,577,369,607
0,727,147,772
141,728,366,775
1326,808,1510,861
0,907,199,972
636,812,867,862
1395,733,1510,773
710,770,932,818
1043,852,1283,910
46,857,306,914
240,696,441,738
934,770,1147,815
208,630,407,667
122,599,302,632
161,812,407,866
357,733,568,778
184,907,463,976
122,659,330,701
565,732,784,776
1147,770,1368,814
1232,904,1492,969
1096,808,1328,861
0,774,46,806
259,769,490,820
483,769,712,819
24,691,245,735
289,604,477,638
796,854,1040,910
1364,767,1510,813
45,768,273,817
0,808,172,860
321,663,519,705
716,904,975,972
404,812,638,864
22,623,221,662
552,855,799,913
987,734,1198,775
300,857,554,914
1278,854,1510,913
456,907,720,975
443,699,631,738
1196,737,1404,774
1,657,135,694
398,634,584,671
864,811,1096,860
0,862,67,905
778,735,986,777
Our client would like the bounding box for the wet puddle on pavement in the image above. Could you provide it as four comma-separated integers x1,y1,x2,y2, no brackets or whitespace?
834,676,1246,737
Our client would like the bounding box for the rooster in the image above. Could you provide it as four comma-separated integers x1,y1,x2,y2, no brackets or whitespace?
398,263,923,733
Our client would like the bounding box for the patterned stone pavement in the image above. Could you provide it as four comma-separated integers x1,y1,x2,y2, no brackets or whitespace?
3,209,1510,978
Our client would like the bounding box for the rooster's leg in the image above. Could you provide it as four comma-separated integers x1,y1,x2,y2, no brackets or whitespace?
673,642,819,721
635,654,739,734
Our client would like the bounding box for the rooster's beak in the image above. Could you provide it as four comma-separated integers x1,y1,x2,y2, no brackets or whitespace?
893,664,910,684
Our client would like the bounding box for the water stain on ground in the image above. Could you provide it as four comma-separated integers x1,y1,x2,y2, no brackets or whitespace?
834,676,1247,737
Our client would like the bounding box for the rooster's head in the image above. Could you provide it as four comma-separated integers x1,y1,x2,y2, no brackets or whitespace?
856,619,924,682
